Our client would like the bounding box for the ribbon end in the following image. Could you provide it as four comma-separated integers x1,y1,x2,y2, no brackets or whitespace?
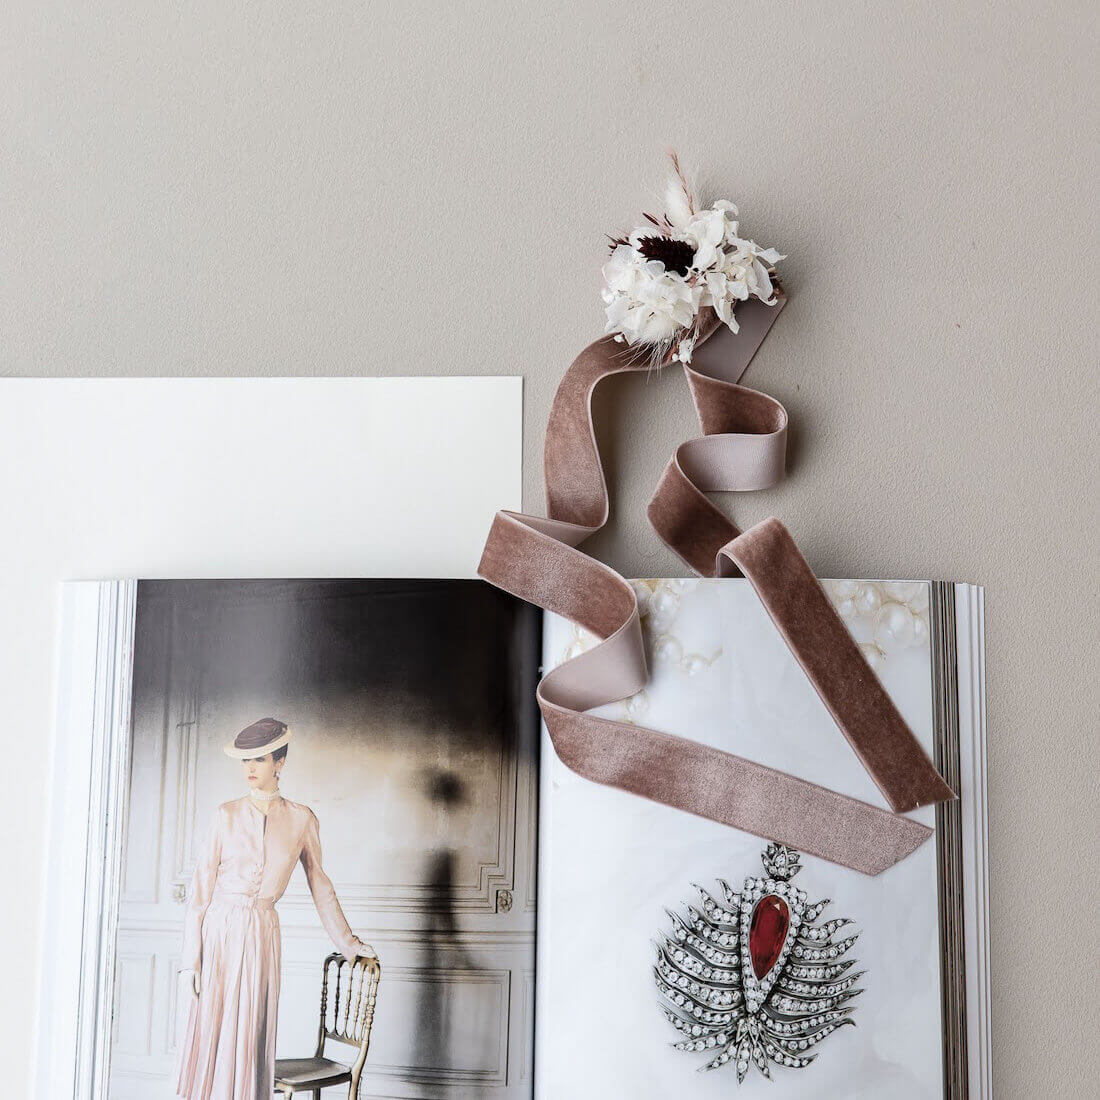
865,819,934,875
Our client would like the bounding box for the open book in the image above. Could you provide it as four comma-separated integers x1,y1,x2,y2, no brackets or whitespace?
43,576,986,1099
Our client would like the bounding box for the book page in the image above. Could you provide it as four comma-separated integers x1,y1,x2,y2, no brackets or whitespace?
539,578,942,1100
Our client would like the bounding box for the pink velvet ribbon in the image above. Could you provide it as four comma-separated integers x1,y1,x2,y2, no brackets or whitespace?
478,295,955,874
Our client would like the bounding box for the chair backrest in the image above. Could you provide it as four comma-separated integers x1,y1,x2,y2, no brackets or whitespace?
316,952,382,1071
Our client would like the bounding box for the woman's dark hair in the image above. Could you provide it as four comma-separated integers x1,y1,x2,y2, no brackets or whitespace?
272,745,288,763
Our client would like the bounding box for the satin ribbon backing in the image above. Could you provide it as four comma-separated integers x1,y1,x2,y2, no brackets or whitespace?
479,296,955,874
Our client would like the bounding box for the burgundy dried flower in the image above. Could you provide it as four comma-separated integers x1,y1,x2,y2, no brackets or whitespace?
635,235,695,277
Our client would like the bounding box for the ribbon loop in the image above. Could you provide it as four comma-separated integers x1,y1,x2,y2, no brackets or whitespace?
478,294,955,874
720,519,955,813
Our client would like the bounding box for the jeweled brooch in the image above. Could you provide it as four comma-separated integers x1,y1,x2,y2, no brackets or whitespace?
654,843,863,1083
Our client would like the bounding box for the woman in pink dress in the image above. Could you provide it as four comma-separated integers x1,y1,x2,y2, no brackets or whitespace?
176,718,375,1100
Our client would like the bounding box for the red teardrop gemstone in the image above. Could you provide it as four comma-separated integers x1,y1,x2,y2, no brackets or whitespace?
749,894,790,979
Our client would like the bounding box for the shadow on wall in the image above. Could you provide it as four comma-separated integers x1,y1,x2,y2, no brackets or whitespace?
412,767,490,1073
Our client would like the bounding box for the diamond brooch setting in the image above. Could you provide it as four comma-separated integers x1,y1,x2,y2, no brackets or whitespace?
654,844,864,1084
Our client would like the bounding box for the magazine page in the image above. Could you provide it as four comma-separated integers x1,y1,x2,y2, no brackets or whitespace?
67,578,540,1099
538,578,955,1100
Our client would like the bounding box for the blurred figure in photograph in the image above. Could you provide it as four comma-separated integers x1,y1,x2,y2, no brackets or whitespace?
413,768,482,1069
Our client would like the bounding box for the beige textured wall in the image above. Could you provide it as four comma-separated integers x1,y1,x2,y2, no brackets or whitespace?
3,2,1096,1096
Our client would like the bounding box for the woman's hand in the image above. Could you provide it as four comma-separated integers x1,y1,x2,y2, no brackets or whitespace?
345,939,377,963
180,968,201,998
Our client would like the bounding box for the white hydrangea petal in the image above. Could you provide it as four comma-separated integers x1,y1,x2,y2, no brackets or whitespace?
692,209,727,248
692,243,720,271
671,301,695,328
752,260,775,302
604,297,632,326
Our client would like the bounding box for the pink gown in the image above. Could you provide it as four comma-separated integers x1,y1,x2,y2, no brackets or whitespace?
175,795,365,1100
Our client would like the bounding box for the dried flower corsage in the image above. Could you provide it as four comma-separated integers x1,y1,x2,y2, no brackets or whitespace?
602,153,785,365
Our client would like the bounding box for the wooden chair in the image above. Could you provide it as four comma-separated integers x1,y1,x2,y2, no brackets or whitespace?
274,952,381,1099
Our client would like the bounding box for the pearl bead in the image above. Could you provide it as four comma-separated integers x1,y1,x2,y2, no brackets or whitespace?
683,653,709,676
855,584,882,615
631,582,653,612
650,590,679,629
873,602,916,652
884,581,923,605
859,642,884,670
908,585,930,612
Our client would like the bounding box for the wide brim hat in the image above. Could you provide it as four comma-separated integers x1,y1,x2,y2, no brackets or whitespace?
223,717,292,759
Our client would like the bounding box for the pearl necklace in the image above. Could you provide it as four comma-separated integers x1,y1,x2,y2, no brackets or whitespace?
249,787,282,802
